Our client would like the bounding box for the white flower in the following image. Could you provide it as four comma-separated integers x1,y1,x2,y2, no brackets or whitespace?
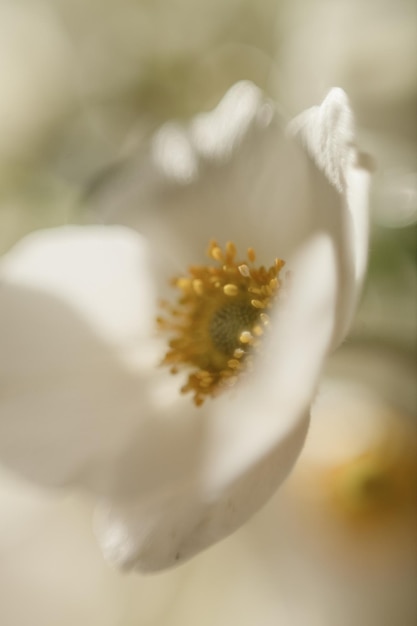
0,83,370,572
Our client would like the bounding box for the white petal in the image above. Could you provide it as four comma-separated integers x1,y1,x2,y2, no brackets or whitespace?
289,88,371,347
150,81,269,185
288,87,354,193
190,80,273,162
1,225,156,348
93,81,313,272
0,226,160,489
95,235,338,572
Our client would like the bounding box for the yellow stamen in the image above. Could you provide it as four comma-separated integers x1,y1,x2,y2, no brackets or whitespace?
192,279,204,295
251,299,266,309
238,264,250,277
158,240,285,405
239,330,253,344
223,284,239,297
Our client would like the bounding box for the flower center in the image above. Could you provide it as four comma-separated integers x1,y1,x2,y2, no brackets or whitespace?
158,240,285,406
209,302,260,355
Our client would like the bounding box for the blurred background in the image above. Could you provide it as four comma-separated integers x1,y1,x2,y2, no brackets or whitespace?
0,0,416,624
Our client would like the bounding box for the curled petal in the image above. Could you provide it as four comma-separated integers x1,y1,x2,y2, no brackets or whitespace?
288,87,355,193
289,88,371,347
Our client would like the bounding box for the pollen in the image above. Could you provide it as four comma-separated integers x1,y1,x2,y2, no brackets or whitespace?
158,240,285,406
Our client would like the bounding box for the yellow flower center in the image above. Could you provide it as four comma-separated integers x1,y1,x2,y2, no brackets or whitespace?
158,240,285,406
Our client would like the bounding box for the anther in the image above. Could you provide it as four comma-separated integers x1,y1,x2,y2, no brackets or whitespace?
239,331,253,344
251,299,266,309
192,279,204,295
226,241,237,260
238,264,250,277
211,247,223,262
223,284,239,296
260,313,270,325
176,278,191,291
